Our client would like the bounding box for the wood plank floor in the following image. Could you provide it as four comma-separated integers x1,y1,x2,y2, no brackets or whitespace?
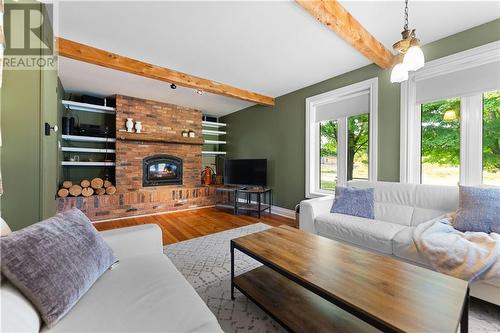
94,207,296,245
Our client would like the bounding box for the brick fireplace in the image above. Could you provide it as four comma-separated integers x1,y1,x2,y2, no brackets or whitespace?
57,95,216,221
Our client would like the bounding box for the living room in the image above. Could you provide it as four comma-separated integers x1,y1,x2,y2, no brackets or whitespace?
1,0,499,332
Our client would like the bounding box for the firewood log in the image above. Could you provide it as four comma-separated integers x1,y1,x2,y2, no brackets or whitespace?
57,188,69,198
81,187,94,197
80,179,91,188
105,186,116,195
95,187,106,195
69,184,82,197
103,180,113,188
62,181,73,189
91,177,104,189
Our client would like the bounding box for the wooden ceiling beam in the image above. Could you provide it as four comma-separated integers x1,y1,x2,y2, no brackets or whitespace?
295,0,396,69
56,37,275,106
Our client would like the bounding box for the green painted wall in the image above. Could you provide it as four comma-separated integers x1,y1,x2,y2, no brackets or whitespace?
1,1,58,229
222,19,500,210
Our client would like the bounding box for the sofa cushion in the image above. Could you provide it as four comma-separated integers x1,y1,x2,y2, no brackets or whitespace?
331,186,375,219
1,281,41,333
348,181,459,226
0,208,117,327
43,253,222,333
412,185,459,226
315,213,406,254
349,181,416,226
453,185,500,233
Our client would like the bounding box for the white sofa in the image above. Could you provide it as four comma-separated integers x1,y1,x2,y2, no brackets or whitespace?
300,181,500,306
1,224,223,332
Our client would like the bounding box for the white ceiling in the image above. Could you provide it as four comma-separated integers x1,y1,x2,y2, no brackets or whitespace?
57,1,500,116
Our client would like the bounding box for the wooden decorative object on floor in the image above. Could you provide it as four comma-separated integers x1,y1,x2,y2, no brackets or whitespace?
91,178,104,189
103,180,112,188
105,186,116,195
68,184,83,197
62,180,73,189
80,179,91,188
95,187,106,195
57,188,69,198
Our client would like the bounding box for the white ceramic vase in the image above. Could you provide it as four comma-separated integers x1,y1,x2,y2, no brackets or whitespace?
135,121,143,133
126,118,134,132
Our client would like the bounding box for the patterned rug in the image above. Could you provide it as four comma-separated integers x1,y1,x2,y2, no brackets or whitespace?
164,223,500,333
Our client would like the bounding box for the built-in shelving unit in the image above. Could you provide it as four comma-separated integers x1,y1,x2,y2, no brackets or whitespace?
202,129,226,135
202,117,226,159
204,139,226,145
202,151,226,155
61,147,116,154
62,135,116,143
202,121,226,128
61,161,116,166
62,100,116,114
61,100,116,171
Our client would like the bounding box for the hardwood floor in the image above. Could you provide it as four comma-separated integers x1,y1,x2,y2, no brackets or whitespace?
94,207,296,245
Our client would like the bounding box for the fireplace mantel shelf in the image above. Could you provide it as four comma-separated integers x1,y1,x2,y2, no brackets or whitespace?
117,132,204,145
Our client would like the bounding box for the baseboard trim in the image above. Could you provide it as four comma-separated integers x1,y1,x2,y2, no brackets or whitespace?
92,203,295,224
92,205,215,224
236,198,295,219
270,205,295,219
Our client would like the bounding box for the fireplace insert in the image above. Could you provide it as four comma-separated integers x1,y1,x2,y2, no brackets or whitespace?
143,155,183,186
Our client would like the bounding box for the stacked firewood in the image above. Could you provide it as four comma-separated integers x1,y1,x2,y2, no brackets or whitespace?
57,178,116,197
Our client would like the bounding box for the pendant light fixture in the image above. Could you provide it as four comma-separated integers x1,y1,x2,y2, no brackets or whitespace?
390,0,425,83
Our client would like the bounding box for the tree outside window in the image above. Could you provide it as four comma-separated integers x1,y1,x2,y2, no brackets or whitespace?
483,90,500,185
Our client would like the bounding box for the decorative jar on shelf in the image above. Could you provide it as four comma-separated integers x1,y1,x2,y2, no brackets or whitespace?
135,121,143,133
126,118,134,132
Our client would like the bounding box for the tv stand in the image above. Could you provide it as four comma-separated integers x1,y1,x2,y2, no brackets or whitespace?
215,186,272,218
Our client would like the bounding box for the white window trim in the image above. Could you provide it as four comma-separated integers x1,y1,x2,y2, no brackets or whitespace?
305,77,378,198
400,41,500,185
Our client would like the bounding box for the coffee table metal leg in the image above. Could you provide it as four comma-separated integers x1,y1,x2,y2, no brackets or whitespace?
231,241,235,300
461,287,469,333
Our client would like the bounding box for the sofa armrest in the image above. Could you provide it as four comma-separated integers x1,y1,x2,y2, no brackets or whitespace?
299,196,334,233
100,224,163,259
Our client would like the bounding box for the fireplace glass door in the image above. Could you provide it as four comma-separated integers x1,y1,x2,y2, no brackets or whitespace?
143,155,183,186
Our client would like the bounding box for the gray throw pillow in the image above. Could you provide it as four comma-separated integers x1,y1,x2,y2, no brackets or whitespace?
0,208,117,328
331,186,375,219
453,185,500,233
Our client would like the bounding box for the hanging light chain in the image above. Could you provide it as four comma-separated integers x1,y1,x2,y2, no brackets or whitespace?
404,0,409,31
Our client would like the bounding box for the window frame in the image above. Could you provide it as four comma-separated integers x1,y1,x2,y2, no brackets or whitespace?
305,78,378,198
400,41,500,185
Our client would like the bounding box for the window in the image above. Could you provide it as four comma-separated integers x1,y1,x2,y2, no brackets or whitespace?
420,98,461,185
306,78,378,197
319,120,338,191
401,41,500,186
483,91,500,185
348,113,369,181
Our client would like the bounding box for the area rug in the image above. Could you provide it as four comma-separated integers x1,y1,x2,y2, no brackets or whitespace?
164,223,500,333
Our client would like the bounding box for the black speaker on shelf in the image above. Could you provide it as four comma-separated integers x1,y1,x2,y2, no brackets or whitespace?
62,117,75,135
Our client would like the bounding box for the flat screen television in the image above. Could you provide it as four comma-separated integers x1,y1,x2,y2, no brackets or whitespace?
224,159,267,186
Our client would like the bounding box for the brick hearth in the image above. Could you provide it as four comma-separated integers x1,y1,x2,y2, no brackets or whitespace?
57,95,216,221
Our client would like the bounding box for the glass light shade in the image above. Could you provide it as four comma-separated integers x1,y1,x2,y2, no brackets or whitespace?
443,110,457,121
403,46,425,71
390,63,408,83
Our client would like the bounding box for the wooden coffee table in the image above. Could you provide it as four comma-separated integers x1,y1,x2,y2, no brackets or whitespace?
230,226,469,333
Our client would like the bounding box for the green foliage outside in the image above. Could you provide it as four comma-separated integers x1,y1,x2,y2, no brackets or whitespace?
482,91,500,172
320,114,369,190
421,91,500,185
319,91,500,189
